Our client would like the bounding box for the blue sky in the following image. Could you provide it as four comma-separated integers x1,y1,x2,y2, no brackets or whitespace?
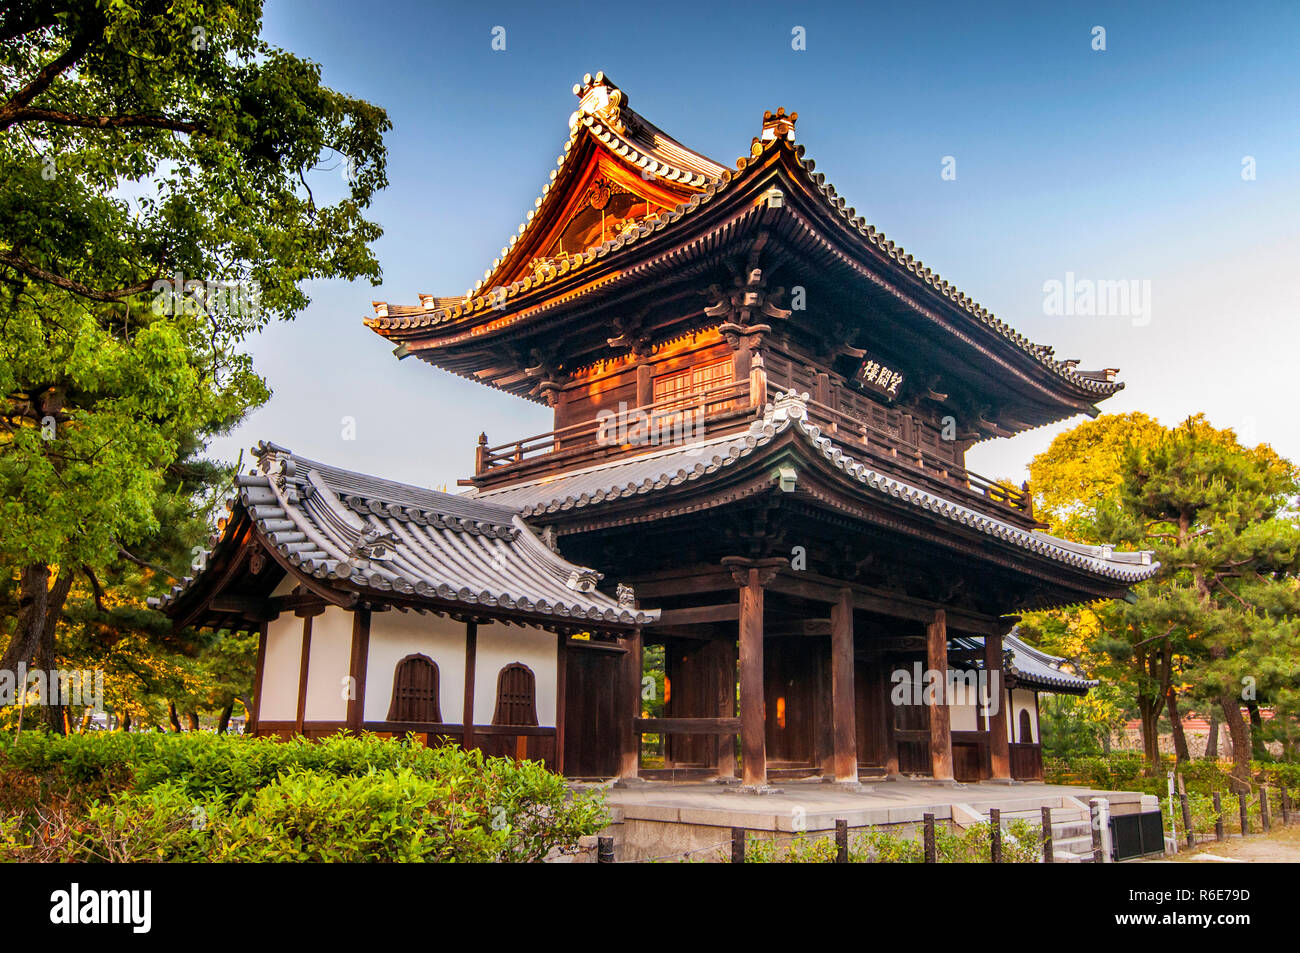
209,0,1300,489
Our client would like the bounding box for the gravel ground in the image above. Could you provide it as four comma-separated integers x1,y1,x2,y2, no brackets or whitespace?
1167,824,1300,863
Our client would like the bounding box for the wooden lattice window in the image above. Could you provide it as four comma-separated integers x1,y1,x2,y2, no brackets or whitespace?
652,358,734,407
387,654,441,723
1018,708,1034,744
492,663,538,727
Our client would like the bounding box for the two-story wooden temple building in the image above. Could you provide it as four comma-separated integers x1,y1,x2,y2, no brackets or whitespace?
161,73,1155,787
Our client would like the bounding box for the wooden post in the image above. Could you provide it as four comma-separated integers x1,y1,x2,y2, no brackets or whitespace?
1238,791,1250,836
748,353,768,409
989,808,1002,863
295,614,313,736
1180,793,1194,847
1041,806,1054,863
474,432,488,474
922,813,936,863
831,588,858,783
1261,787,1271,833
926,610,953,781
1282,785,1291,825
462,622,477,753
1213,792,1225,841
739,572,765,787
618,628,643,779
1090,799,1105,862
984,628,1010,780
731,827,745,864
716,638,737,780
346,608,370,732
835,819,848,863
597,835,614,864
554,632,567,775
635,362,652,408
248,621,269,736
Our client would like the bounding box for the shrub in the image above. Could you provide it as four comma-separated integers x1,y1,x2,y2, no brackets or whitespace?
0,731,605,862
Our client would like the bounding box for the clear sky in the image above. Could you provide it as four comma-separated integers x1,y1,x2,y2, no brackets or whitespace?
208,0,1300,490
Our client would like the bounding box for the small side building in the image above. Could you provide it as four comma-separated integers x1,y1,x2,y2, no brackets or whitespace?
152,442,657,777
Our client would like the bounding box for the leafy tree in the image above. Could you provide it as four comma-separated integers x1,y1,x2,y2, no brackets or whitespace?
1027,413,1300,787
1,1,389,728
1102,417,1300,786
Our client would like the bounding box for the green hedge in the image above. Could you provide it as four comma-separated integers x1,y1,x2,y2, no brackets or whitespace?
1044,752,1300,796
0,731,606,862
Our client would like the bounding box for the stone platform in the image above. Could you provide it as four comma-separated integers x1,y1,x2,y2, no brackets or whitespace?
586,778,1158,862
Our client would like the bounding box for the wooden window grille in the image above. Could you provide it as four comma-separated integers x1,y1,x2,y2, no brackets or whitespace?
387,654,441,723
492,663,538,727
652,358,733,405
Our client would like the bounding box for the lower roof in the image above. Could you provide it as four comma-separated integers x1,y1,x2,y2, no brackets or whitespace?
952,631,1098,695
472,391,1159,588
151,442,657,629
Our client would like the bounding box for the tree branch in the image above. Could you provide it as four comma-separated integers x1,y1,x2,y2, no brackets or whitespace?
2,32,93,118
0,249,159,302
116,545,179,583
0,106,202,134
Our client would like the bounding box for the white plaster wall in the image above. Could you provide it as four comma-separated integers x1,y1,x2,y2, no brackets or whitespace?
304,606,352,722
259,613,303,721
948,670,979,731
473,622,558,727
364,610,467,723
1011,688,1039,743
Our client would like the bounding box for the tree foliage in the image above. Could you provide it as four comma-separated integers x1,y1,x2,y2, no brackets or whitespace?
0,1,389,728
1024,413,1300,785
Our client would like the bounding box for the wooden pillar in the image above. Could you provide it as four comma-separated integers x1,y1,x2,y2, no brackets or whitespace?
635,362,652,408
715,636,737,779
831,588,858,783
926,609,953,781
295,614,313,736
555,632,568,775
721,557,783,788
984,629,1011,780
618,628,643,779
249,621,269,736
462,622,477,752
738,571,766,787
346,608,370,731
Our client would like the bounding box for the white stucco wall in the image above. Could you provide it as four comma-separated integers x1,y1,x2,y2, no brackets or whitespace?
948,670,980,731
259,613,303,721
473,622,558,727
1011,688,1039,743
364,610,467,723
303,606,352,722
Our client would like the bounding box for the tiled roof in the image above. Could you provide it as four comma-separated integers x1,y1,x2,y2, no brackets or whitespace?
150,442,657,627
473,392,1159,585
952,631,1097,694
367,73,1121,398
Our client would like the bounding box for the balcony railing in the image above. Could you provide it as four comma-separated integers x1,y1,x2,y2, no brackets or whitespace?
793,390,1035,520
474,378,753,474
469,367,1035,524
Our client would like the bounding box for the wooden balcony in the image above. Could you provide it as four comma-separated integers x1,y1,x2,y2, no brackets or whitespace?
467,370,1038,528
794,391,1038,527
471,378,755,483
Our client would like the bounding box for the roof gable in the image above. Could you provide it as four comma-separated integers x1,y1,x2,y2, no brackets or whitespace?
475,72,723,294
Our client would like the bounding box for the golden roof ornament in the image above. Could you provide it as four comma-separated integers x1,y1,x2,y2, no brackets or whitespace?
571,71,636,136
760,107,797,142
